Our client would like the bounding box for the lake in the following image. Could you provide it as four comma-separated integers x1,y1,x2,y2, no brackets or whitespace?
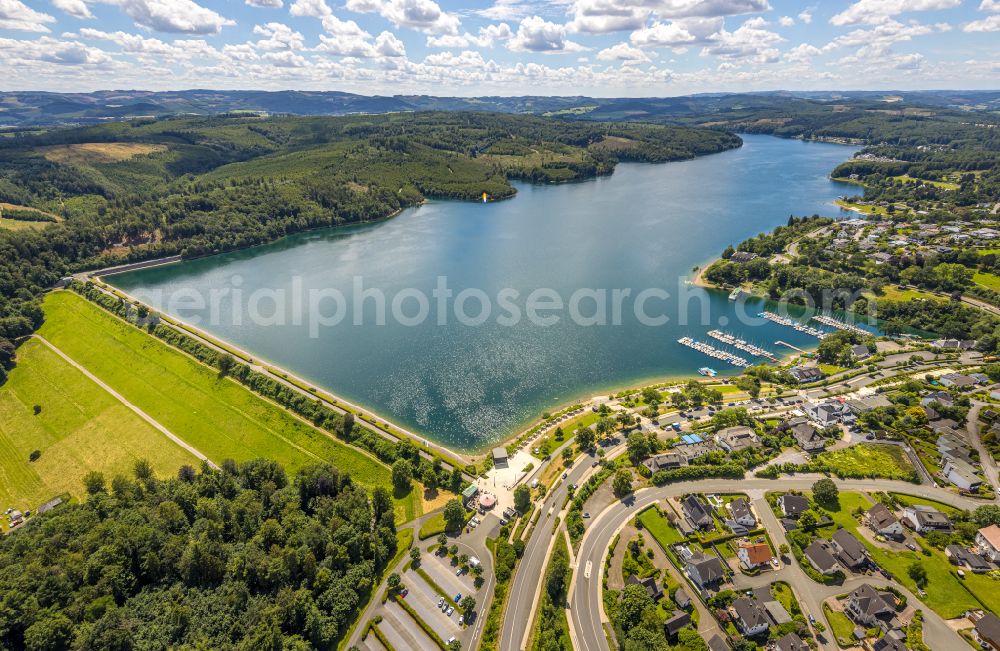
109,134,857,452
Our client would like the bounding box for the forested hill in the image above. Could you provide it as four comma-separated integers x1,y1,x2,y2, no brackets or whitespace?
0,459,399,650
0,111,739,380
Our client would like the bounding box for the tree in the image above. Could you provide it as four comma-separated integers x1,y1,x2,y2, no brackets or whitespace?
798,510,818,528
778,543,790,556
447,640,461,651
812,478,840,509
83,471,106,495
437,533,448,547
23,612,74,651
626,431,651,465
907,560,928,588
422,464,439,492
133,458,154,481
460,595,476,614
409,548,421,565
513,485,531,514
974,504,1000,527
340,411,355,438
618,584,655,630
612,469,633,498
387,573,401,592
443,499,466,532
392,459,413,492
576,426,595,451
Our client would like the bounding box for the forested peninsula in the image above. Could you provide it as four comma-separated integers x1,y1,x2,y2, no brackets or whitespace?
0,112,740,377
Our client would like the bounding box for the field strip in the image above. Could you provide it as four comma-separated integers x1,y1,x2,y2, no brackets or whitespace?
31,334,218,469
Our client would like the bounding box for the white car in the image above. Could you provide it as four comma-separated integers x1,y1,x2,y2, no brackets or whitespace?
446,606,455,616
438,597,445,608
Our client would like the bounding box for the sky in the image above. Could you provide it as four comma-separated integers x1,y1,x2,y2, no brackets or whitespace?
1,0,999,96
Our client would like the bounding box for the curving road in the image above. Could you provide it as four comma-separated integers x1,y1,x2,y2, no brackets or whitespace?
568,477,985,651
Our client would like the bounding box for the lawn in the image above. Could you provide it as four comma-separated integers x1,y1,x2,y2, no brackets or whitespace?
868,285,945,304
0,338,197,512
37,291,415,520
890,175,959,190
638,506,685,547
823,603,856,648
819,492,978,619
974,271,1000,293
809,444,918,482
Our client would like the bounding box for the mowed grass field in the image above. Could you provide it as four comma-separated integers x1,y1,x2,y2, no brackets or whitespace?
33,291,414,519
0,338,197,512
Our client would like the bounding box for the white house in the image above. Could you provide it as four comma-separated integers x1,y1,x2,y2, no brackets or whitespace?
976,524,1000,562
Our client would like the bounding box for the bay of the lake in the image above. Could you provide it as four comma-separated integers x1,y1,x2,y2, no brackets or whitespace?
110,134,858,452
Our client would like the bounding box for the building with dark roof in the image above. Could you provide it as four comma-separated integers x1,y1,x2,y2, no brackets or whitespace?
975,612,1000,651
776,632,809,651
732,597,769,636
626,574,663,601
681,494,714,530
779,494,810,518
642,452,686,473
728,498,756,528
866,503,903,539
831,528,868,570
804,540,839,575
663,611,691,638
684,553,726,588
845,584,896,629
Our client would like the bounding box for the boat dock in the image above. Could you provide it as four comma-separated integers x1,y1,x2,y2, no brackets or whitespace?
811,314,869,336
677,336,749,367
775,340,808,353
707,329,778,361
758,311,827,338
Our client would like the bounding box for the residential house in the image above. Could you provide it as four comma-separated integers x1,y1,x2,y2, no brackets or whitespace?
730,251,759,263
831,528,869,571
681,494,714,531
937,432,974,462
776,633,809,651
789,419,827,453
844,583,896,630
684,553,727,588
976,524,1000,562
943,457,983,492
920,390,955,407
663,612,692,638
789,366,824,384
643,452,686,473
728,499,756,528
737,541,773,570
715,426,760,452
673,588,691,608
626,574,664,602
779,494,810,518
974,612,1000,651
763,600,791,625
871,636,908,651
804,400,855,426
940,373,979,390
804,541,840,575
847,394,892,414
707,635,730,651
866,503,903,539
732,597,770,636
852,344,872,360
902,505,952,533
946,545,992,573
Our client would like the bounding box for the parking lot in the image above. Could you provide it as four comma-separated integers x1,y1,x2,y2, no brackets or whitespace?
424,551,478,599
403,568,463,638
378,601,437,650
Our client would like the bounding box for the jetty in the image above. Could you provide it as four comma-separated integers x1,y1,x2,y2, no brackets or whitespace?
707,329,778,362
677,336,749,368
811,314,869,336
758,311,827,338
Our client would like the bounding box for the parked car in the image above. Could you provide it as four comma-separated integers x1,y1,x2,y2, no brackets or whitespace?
583,512,590,518
438,597,445,608
446,606,454,616
454,593,462,603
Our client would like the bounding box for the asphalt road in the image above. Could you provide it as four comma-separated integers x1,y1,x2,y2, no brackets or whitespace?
568,477,984,651
499,450,601,651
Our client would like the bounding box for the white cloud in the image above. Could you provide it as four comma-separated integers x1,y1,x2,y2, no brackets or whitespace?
650,0,771,19
824,19,937,52
253,22,305,50
345,0,461,35
423,49,495,69
784,42,821,62
830,0,961,27
53,0,94,19
630,17,723,49
701,16,782,62
980,0,1000,10
597,41,653,63
262,50,307,66
965,14,1000,31
797,9,812,24
110,0,235,34
0,35,112,64
374,30,406,56
893,52,923,69
568,0,647,34
246,0,283,6
475,0,529,21
0,0,56,32
778,15,793,27
426,23,513,48
290,0,330,17
508,16,587,53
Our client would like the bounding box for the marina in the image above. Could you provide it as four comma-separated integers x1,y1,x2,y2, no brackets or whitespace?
811,314,870,336
707,329,778,362
677,336,750,367
758,311,828,338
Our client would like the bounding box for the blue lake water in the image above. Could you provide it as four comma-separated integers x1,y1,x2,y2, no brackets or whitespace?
110,134,858,452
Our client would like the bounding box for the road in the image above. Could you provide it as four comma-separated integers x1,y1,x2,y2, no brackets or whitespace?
31,334,217,469
568,477,984,651
968,400,1000,493
499,449,605,651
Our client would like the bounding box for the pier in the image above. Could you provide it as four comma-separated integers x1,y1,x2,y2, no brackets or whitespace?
707,329,778,361
811,314,870,336
758,311,827,338
677,336,750,367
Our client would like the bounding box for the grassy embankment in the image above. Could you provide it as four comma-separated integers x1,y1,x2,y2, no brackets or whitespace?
7,290,418,521
0,337,196,512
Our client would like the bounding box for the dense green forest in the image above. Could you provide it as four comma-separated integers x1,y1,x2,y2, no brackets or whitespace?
0,111,740,381
0,458,397,650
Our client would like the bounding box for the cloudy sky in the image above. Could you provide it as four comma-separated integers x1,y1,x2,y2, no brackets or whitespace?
1,0,999,95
